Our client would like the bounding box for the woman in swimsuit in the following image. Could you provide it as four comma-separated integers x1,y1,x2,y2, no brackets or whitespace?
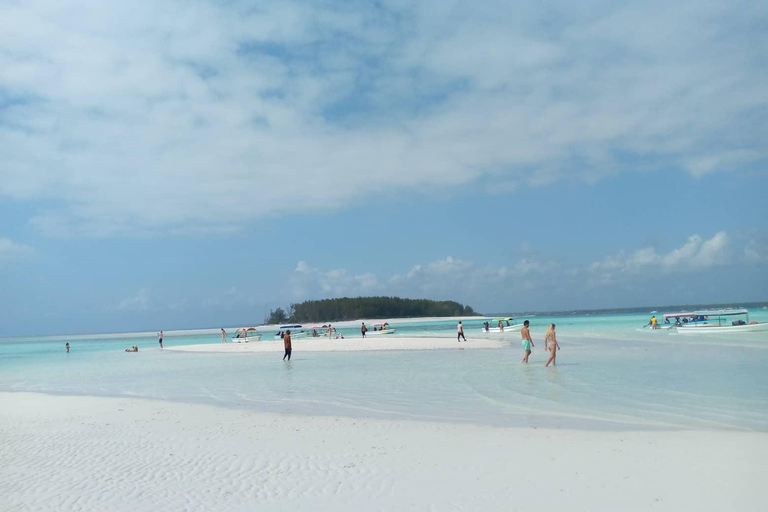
544,324,560,367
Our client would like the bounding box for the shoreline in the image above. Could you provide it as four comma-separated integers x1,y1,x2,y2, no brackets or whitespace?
2,392,765,511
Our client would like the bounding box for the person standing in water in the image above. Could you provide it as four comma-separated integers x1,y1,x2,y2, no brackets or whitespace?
221,328,227,343
158,331,164,349
283,330,292,361
361,322,367,338
457,321,466,342
65,342,70,353
521,320,534,363
327,324,333,338
544,323,560,367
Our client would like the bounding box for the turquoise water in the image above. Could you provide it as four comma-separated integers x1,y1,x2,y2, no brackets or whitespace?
2,311,767,431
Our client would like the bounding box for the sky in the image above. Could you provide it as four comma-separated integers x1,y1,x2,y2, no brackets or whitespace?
1,0,767,335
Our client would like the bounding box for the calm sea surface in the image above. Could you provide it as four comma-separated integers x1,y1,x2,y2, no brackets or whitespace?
2,311,767,431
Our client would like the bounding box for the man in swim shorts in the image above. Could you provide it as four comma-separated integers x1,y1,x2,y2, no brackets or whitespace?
283,330,292,361
457,321,466,342
521,320,534,363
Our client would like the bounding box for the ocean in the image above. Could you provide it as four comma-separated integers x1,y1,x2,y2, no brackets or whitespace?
2,310,767,431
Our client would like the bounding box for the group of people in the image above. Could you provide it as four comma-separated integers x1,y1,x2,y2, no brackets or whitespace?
482,320,512,332
461,320,561,366
125,345,139,352
521,321,560,366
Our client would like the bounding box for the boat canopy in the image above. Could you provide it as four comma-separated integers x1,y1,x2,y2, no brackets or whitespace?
279,324,302,329
492,317,514,322
662,313,694,319
373,322,389,327
236,327,259,332
693,308,748,316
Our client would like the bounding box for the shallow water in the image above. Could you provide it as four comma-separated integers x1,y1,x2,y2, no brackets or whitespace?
2,312,767,431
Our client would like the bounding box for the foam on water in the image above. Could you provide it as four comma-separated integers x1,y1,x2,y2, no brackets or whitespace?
2,311,767,431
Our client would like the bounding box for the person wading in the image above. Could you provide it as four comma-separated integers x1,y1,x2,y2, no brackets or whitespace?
283,330,292,361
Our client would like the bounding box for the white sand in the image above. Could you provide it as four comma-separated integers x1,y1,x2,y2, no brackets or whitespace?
167,335,505,353
1,392,765,511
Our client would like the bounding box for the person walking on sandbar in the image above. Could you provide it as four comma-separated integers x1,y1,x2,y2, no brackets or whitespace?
544,323,560,367
158,331,163,349
521,320,534,363
361,322,367,338
457,321,466,342
221,328,227,343
283,330,292,361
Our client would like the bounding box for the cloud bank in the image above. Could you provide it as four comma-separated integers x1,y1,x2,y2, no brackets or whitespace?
1,0,766,236
291,232,765,306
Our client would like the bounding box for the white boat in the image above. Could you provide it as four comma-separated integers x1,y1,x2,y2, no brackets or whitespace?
480,317,523,333
231,327,261,342
367,322,396,335
273,325,311,339
306,324,336,338
675,308,768,334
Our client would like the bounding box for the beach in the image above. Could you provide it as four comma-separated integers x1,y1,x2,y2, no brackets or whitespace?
2,392,766,512
2,314,768,511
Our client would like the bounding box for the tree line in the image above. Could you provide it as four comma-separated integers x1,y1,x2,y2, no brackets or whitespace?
264,296,480,324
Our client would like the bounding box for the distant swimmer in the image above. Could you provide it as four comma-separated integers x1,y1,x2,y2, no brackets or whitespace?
65,342,70,353
221,328,227,343
521,320,534,363
457,321,466,342
544,323,560,367
158,331,164,348
283,330,292,361
361,322,367,338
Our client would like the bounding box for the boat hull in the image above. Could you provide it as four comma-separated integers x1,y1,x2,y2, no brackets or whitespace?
366,329,396,335
231,334,261,342
274,331,311,340
676,322,768,334
480,325,523,333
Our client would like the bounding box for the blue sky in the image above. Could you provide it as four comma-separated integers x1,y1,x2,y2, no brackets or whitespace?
1,0,767,335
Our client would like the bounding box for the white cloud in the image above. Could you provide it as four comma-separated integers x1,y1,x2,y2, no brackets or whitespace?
115,289,151,312
589,231,734,284
0,237,35,265
291,255,555,302
1,1,766,236
292,260,380,299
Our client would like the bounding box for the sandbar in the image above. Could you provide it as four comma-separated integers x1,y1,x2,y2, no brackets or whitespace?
1,392,765,511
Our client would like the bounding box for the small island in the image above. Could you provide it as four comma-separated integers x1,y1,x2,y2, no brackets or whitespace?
265,296,481,324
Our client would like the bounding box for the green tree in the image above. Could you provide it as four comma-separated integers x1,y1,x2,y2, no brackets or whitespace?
264,307,288,325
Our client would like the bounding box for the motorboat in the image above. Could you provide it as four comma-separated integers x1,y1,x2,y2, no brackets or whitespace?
232,327,261,342
675,308,768,334
480,317,522,333
273,325,310,339
307,324,336,337
367,322,396,335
